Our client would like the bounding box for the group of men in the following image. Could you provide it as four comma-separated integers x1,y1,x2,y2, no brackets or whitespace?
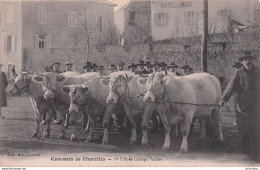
45,60,194,77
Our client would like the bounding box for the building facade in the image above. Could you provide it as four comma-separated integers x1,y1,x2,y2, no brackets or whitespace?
0,0,116,77
151,0,260,41
115,0,151,45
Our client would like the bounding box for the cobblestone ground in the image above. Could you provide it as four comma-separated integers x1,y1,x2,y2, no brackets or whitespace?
0,94,259,167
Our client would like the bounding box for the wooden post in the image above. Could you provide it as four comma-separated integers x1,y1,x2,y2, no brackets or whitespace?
201,0,208,72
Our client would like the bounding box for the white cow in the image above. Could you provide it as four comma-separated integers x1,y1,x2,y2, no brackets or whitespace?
143,72,224,152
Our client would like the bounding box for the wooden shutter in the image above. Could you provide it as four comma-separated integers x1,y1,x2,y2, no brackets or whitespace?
46,35,51,48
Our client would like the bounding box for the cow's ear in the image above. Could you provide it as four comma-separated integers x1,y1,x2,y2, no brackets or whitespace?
137,77,147,86
57,75,66,83
33,75,44,83
101,79,109,86
62,86,70,93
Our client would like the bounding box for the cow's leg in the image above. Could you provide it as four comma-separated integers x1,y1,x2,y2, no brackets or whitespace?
212,108,224,142
30,97,41,138
180,114,193,152
70,111,78,142
102,105,114,144
123,104,137,144
85,114,95,143
44,111,53,138
173,124,179,137
199,118,206,139
156,104,171,149
141,104,155,146
58,111,66,140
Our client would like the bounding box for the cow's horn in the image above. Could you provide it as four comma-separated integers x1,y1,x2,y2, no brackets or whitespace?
139,74,149,78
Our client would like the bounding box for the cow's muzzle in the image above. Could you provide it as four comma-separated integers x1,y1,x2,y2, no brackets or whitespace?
44,90,55,100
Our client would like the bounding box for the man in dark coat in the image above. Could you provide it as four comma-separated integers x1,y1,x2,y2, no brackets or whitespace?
219,51,260,162
0,63,8,119
136,60,150,74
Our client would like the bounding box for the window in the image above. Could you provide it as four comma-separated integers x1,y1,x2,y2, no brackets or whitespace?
6,35,16,53
68,11,76,27
68,38,76,48
154,12,169,27
35,34,51,49
6,5,14,23
185,10,198,23
38,6,47,24
129,11,135,25
96,16,102,31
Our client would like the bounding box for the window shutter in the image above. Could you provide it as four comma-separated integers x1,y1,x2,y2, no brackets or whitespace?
166,12,169,26
47,35,51,48
11,35,16,52
4,36,7,52
44,8,47,24
35,34,39,49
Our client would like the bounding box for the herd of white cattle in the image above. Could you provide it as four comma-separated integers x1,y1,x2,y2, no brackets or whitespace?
10,70,224,152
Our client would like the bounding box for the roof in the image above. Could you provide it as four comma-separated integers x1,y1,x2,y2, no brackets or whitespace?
116,1,151,12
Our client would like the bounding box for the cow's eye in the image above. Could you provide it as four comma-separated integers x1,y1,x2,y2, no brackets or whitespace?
118,84,121,88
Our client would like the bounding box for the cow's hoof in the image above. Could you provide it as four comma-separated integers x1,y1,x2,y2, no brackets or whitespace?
58,134,65,140
85,139,92,143
162,145,170,150
102,140,109,145
43,133,50,138
129,140,137,145
180,146,188,153
31,132,38,138
70,137,77,142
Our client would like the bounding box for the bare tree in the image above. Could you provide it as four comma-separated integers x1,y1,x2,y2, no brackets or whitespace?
125,23,150,45
104,22,120,45
170,17,181,38
77,5,94,61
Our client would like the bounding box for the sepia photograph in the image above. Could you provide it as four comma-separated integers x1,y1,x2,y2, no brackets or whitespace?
0,0,259,167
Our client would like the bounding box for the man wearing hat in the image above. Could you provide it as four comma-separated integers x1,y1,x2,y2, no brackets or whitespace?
97,65,105,75
52,62,62,74
151,61,160,73
118,62,125,71
136,60,150,74
219,51,260,162
92,63,98,72
128,63,137,74
232,62,242,70
64,62,73,72
108,64,118,74
180,63,192,76
167,62,181,76
0,63,8,119
82,61,92,73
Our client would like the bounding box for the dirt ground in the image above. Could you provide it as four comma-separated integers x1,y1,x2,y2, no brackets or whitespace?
0,94,259,167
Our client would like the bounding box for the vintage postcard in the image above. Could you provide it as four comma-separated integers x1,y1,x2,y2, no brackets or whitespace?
0,0,259,167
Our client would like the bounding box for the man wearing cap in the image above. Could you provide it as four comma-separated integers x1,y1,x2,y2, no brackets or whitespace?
136,60,150,74
167,62,181,76
128,63,137,74
219,51,260,162
107,64,118,74
0,63,8,119
82,62,92,73
52,62,62,74
118,62,125,71
92,63,98,72
64,62,73,72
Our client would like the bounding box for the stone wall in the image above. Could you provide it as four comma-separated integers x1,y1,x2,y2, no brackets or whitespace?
25,28,260,81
